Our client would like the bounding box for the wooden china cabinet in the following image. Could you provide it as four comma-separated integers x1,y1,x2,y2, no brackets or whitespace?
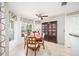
42,21,57,43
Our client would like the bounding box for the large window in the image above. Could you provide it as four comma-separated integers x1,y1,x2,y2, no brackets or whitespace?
21,23,32,37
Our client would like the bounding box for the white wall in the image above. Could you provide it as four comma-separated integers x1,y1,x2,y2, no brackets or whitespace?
42,15,65,44
65,14,79,48
70,35,79,55
14,21,22,44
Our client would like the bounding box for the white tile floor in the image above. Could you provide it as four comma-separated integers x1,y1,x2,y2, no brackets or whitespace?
9,38,71,56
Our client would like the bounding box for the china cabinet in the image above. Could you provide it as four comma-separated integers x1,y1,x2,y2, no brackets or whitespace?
42,21,57,43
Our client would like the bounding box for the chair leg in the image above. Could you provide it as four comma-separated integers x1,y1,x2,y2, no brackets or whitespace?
24,44,26,49
43,43,45,49
26,48,28,56
35,50,36,56
24,45,25,49
24,42,26,49
42,40,45,49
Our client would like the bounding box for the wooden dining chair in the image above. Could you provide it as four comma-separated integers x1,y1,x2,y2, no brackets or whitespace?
26,36,40,56
36,33,45,49
42,33,45,49
24,33,27,49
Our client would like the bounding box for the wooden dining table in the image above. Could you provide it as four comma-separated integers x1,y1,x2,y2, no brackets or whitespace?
27,35,42,42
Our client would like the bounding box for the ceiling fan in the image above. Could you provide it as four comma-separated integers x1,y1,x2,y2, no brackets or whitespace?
36,14,48,20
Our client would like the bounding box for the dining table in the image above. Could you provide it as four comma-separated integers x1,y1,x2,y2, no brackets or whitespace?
27,33,42,42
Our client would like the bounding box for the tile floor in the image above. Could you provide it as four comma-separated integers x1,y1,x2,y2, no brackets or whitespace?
9,38,71,56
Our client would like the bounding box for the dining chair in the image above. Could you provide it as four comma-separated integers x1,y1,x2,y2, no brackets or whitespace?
36,33,45,49
26,36,40,56
42,33,45,49
24,32,27,49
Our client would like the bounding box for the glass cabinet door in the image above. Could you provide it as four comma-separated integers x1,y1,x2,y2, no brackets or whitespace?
42,23,48,35
52,23,57,36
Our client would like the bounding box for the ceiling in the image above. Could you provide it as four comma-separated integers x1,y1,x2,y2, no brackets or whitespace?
8,2,79,20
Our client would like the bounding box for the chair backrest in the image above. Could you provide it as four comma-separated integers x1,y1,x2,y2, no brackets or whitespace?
24,32,27,37
27,37,37,45
24,33,27,40
30,32,34,36
42,33,45,38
